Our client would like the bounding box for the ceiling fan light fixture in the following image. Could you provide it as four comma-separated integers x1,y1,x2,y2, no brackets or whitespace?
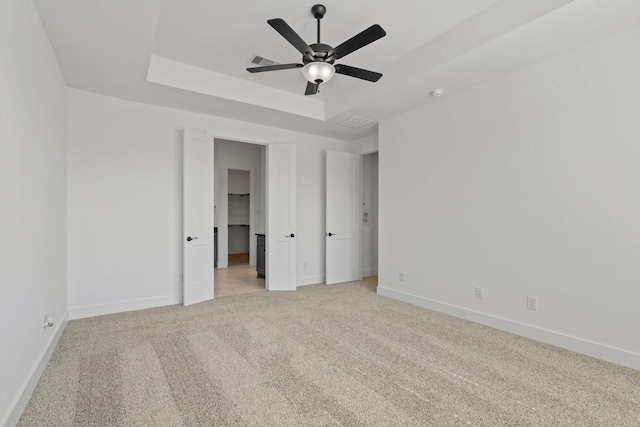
247,5,385,95
302,62,335,84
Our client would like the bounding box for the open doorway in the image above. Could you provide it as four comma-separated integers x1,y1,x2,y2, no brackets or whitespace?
213,139,266,297
184,131,297,304
362,151,378,287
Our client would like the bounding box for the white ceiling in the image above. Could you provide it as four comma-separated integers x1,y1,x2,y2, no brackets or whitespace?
34,0,640,141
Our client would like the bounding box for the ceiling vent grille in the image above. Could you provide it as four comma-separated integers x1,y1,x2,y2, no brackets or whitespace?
249,54,279,67
336,116,376,129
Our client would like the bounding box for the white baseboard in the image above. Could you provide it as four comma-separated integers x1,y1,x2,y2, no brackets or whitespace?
2,311,69,427
297,275,325,286
69,294,182,320
377,286,640,371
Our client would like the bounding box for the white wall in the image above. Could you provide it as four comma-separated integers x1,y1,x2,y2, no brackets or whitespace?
362,152,379,276
228,225,250,255
378,25,640,370
0,1,68,425
353,133,378,155
67,89,359,318
228,168,251,194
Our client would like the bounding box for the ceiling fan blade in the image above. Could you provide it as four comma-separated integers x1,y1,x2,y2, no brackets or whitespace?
247,63,303,73
268,18,315,59
305,81,319,95
330,24,386,60
334,64,382,82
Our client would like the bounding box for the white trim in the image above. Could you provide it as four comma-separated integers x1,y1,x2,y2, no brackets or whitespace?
3,311,69,427
69,294,182,320
377,286,640,372
147,55,325,120
203,132,268,147
297,275,325,287
359,147,379,156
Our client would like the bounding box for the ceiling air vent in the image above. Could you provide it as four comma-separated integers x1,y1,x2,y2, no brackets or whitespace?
336,116,376,129
249,54,279,67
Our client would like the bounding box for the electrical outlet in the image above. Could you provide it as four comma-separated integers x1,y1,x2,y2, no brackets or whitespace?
475,287,484,299
399,272,405,282
527,296,537,311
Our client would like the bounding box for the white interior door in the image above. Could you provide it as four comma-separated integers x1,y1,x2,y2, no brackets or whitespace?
183,129,214,305
266,143,296,291
326,150,362,284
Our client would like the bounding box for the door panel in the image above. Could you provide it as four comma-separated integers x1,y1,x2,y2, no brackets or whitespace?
266,143,296,290
326,150,361,284
183,129,214,305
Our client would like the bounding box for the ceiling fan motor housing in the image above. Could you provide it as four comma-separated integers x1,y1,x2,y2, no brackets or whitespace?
303,43,335,64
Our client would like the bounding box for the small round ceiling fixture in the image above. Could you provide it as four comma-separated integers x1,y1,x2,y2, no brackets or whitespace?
431,89,444,97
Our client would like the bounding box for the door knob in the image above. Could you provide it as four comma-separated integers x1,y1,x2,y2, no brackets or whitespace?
285,233,295,238
327,232,336,237
186,236,198,242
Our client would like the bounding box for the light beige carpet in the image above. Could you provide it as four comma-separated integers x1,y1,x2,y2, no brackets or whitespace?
19,281,640,426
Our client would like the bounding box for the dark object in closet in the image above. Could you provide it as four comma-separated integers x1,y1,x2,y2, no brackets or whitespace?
214,227,218,268
256,233,265,278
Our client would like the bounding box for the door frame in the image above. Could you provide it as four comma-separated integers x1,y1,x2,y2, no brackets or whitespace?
199,133,295,292
361,150,379,278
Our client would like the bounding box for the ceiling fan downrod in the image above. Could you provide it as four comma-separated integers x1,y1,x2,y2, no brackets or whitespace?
312,4,326,44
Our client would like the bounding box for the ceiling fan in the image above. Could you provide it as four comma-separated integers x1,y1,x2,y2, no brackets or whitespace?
247,4,386,95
